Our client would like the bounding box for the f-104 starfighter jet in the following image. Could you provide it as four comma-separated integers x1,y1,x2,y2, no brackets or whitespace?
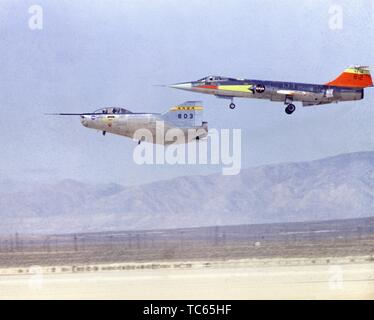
50,101,208,145
169,66,373,114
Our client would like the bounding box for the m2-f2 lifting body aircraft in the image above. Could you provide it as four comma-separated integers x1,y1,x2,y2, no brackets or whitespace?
52,101,208,144
169,66,373,114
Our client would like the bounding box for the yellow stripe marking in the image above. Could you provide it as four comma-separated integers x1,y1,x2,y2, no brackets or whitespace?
344,68,371,75
218,85,254,92
169,106,204,111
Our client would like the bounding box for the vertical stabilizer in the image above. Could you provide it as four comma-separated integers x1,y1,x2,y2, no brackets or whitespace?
325,66,373,88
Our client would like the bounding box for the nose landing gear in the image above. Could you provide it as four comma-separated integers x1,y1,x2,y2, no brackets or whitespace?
229,98,236,109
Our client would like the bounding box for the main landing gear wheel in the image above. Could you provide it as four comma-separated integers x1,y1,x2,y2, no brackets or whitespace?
229,103,236,109
285,104,296,115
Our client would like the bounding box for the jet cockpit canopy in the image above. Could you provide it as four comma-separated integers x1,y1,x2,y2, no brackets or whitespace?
197,76,236,83
94,107,133,114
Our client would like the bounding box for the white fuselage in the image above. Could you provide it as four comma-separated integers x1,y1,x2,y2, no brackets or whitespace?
80,113,207,144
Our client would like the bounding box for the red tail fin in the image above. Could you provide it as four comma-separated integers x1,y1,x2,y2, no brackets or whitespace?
325,66,373,88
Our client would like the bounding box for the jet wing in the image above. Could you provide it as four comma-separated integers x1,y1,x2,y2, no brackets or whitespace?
276,89,325,104
45,113,95,116
276,89,333,107
302,100,333,107
276,89,310,96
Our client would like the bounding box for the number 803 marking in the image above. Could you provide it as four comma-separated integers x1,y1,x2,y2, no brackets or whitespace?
178,113,194,119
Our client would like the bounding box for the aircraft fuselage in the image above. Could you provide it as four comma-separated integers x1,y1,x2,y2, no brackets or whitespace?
79,105,208,144
170,67,372,114
171,79,363,106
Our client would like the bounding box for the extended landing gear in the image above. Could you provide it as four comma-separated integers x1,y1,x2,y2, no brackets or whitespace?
285,104,296,115
229,97,236,109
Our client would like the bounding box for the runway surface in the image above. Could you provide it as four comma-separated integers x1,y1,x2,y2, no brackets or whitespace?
1,218,373,299
0,259,373,299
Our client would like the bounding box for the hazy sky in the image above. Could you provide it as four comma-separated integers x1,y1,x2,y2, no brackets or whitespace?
0,0,373,185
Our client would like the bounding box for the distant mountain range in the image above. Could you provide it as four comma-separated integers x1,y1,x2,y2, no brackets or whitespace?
0,151,373,234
